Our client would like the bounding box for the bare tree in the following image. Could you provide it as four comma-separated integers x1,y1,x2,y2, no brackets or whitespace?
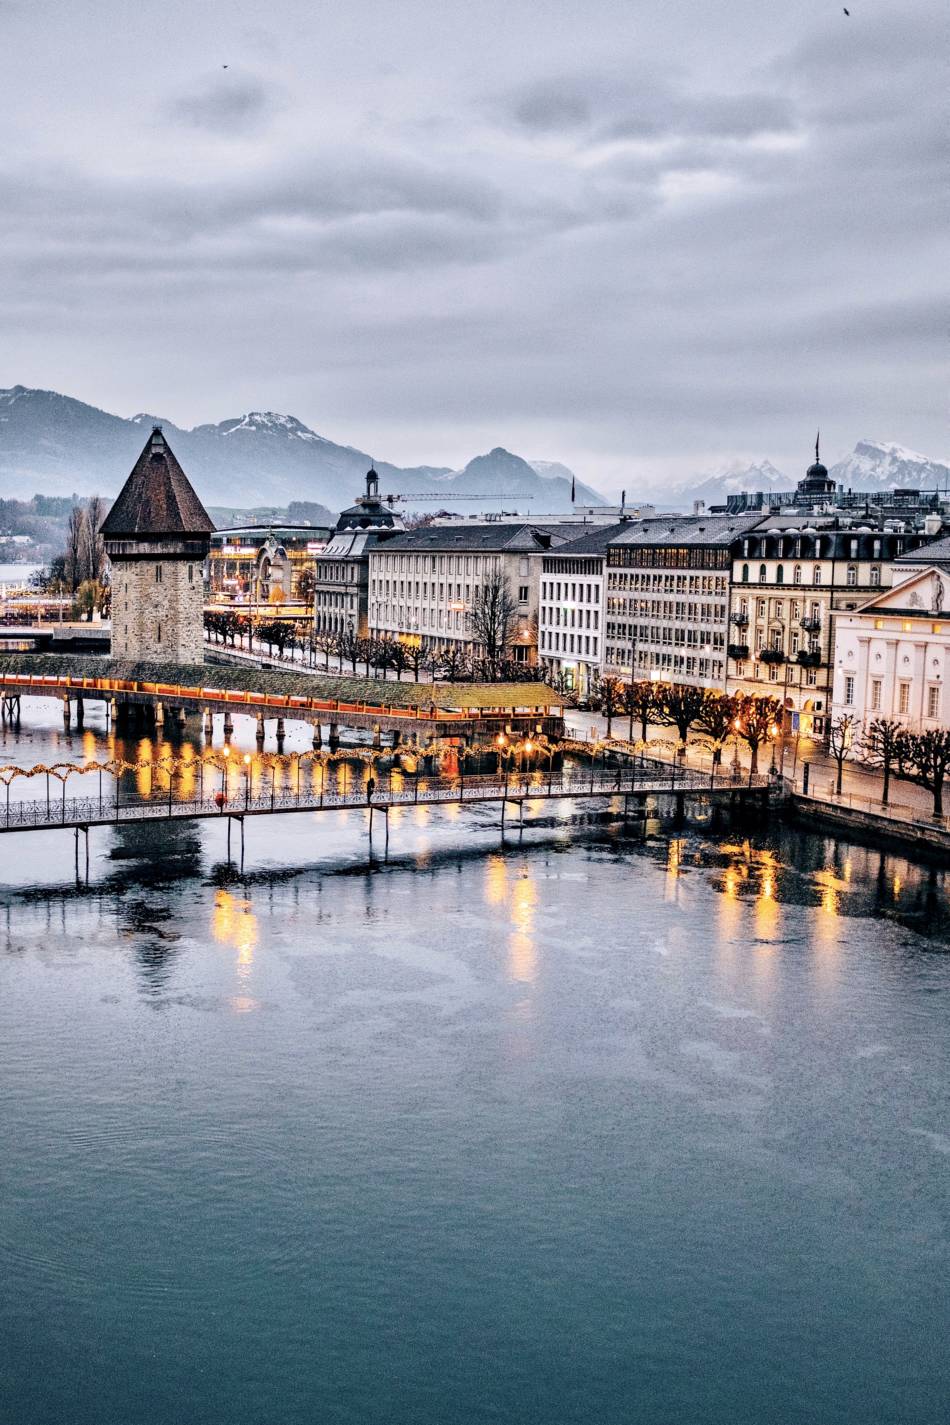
596,675,625,737
620,679,661,743
734,693,782,775
902,729,950,818
827,714,855,794
82,495,106,583
467,568,518,677
64,504,87,592
858,718,905,806
658,682,708,751
695,690,739,768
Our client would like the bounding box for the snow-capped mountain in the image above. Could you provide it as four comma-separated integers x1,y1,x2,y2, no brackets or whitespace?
0,386,601,513
829,441,950,493
665,459,789,507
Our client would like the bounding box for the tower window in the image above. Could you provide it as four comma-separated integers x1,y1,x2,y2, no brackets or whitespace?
155,564,163,583
188,564,194,583
157,623,162,645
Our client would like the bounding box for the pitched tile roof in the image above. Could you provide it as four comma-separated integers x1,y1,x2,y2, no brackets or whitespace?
101,427,215,538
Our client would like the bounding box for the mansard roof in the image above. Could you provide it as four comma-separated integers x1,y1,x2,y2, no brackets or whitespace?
101,427,215,538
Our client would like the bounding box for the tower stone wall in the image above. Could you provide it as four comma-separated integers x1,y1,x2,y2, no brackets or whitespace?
110,556,205,663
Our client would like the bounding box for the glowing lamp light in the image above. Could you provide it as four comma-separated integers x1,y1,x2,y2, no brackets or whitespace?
243,753,252,765
524,741,534,754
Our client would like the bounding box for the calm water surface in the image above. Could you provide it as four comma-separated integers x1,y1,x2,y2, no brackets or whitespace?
1,702,948,1424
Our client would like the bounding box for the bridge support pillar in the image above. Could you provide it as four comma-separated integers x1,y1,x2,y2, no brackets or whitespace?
372,723,381,749
223,712,234,737
62,695,71,729
109,698,118,725
256,712,265,743
275,718,285,746
203,707,213,738
391,728,401,749
176,707,186,728
328,722,339,749
312,723,322,749
154,701,164,729
75,697,84,727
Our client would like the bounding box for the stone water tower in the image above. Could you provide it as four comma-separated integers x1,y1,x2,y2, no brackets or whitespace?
101,426,215,663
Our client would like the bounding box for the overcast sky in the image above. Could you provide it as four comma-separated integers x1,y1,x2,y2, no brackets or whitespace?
0,0,943,494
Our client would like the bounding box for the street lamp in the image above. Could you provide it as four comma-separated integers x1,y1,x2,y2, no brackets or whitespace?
243,752,252,808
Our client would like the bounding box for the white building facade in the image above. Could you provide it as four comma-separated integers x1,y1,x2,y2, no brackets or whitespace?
832,544,950,733
538,525,625,696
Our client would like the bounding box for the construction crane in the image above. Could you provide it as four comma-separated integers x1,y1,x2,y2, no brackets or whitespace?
385,492,534,504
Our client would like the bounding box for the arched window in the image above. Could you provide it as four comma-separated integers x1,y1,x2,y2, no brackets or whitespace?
776,565,785,585
846,564,857,587
793,564,802,585
741,563,749,583
759,564,767,583
813,565,822,585
869,565,881,586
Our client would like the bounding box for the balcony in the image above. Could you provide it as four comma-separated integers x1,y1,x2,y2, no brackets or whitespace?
727,643,750,661
799,615,822,634
730,612,749,628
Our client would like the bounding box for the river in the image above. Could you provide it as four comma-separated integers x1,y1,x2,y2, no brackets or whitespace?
1,699,948,1424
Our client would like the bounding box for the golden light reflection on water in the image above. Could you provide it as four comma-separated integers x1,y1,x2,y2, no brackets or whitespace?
509,873,538,984
211,889,258,982
664,838,683,902
754,850,779,943
483,856,538,985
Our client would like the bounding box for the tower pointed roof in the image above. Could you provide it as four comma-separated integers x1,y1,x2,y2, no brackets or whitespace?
101,426,215,537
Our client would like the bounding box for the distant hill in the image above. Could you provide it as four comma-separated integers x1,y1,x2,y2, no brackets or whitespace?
0,386,602,515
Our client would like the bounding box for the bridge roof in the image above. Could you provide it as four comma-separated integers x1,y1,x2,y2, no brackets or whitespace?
0,654,565,712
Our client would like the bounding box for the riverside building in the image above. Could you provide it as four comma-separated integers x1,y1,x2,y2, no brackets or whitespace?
367,523,582,665
725,455,935,741
831,536,950,733
602,514,764,690
537,523,628,697
208,523,331,607
313,469,403,638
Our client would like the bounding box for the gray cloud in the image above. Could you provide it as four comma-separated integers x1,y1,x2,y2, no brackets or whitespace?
169,72,279,134
0,0,944,489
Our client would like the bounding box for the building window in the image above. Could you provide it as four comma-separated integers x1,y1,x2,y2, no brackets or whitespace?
869,565,881,586
928,685,940,719
776,565,784,585
846,565,857,587
813,565,822,585
518,585,529,603
155,564,163,583
759,564,767,583
188,564,194,583
793,565,802,585
870,679,882,712
844,675,854,706
740,563,749,582
898,682,910,715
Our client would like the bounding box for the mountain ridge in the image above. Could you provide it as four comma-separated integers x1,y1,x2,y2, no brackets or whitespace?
0,385,603,514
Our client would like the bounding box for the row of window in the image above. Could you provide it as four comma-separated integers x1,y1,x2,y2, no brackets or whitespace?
607,571,728,593
606,598,727,623
738,563,881,587
374,553,511,575
844,677,941,719
539,631,600,658
539,605,600,631
539,580,601,604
